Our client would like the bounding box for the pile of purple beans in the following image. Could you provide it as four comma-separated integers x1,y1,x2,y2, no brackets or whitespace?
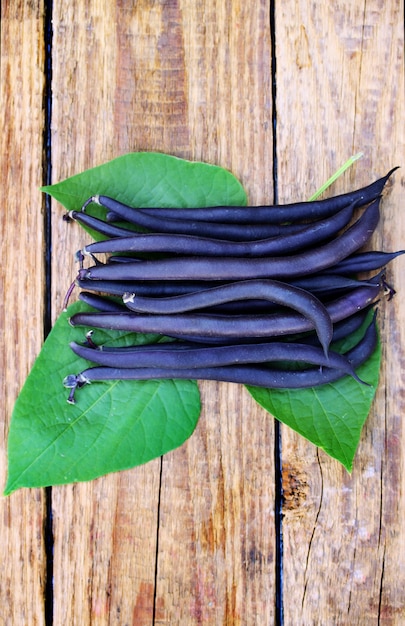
63,168,404,404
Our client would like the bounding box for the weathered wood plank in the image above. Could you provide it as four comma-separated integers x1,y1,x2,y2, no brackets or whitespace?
49,2,165,623
4,0,403,623
154,2,276,623
275,1,405,623
0,2,47,624
155,383,276,625
50,1,276,623
51,471,161,624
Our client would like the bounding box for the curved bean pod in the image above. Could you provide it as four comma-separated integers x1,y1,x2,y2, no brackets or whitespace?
64,315,378,403
77,285,286,316
83,197,381,281
121,274,382,312
69,282,381,342
122,279,333,354
82,202,355,258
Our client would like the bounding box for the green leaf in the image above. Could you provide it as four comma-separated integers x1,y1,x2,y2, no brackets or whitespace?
42,152,247,240
7,153,247,492
246,318,381,471
41,151,247,230
5,301,201,494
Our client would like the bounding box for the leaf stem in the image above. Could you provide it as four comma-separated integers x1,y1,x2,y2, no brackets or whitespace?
308,153,364,201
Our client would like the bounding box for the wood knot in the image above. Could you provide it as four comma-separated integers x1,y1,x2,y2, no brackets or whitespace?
282,462,309,511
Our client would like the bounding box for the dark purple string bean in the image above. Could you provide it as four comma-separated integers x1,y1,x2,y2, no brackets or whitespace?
82,197,381,282
69,282,381,341
64,314,378,403
81,202,355,258
69,339,361,382
122,278,333,355
82,204,314,242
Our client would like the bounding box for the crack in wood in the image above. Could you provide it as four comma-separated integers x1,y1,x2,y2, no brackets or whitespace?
301,449,324,611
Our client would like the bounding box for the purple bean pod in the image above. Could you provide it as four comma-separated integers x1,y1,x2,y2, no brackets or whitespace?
82,197,381,282
69,282,381,341
69,339,362,382
81,202,355,258
121,278,333,354
64,313,378,403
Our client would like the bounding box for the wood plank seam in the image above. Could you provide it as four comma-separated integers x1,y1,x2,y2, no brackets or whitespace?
43,1,54,623
270,3,284,622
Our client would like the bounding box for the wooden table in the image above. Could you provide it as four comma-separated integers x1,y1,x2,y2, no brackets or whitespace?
1,1,404,624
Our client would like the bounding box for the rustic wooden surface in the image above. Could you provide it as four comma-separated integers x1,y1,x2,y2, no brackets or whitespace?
1,1,404,624
1,3,48,625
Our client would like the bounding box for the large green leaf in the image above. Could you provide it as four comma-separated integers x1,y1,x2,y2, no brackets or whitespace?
5,301,201,493
6,153,247,493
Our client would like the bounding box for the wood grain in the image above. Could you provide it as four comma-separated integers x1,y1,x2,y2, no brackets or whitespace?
50,2,163,623
0,2,47,624
276,1,405,623
1,0,404,623
50,2,275,623
155,3,275,623
155,384,276,625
